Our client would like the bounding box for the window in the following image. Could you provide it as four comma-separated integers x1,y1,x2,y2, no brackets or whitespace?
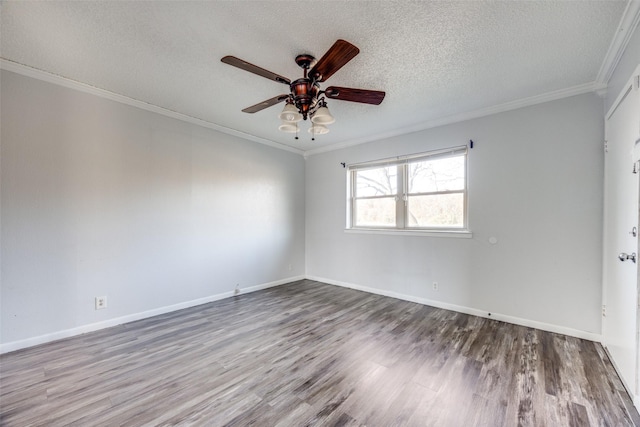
348,146,468,232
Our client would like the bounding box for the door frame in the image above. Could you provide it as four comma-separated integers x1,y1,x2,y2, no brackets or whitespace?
633,95,640,410
603,64,640,410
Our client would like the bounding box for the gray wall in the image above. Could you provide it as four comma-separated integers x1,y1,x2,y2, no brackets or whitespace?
306,93,604,336
1,70,306,347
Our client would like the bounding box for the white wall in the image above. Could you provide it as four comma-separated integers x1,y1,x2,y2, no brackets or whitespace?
0,70,306,349
306,93,604,337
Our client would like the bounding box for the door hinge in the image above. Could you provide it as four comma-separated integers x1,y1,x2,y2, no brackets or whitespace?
634,161,639,174
604,140,608,153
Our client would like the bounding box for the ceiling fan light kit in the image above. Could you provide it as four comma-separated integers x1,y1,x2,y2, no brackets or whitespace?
310,104,335,125
222,39,385,141
278,102,302,123
278,123,298,133
308,124,330,135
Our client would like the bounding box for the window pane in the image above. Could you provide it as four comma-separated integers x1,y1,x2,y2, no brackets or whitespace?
355,197,396,227
408,155,464,194
355,166,398,197
407,193,464,228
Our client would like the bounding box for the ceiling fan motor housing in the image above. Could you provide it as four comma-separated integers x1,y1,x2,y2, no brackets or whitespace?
291,78,320,120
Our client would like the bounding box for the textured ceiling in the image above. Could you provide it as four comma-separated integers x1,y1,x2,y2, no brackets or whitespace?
0,1,628,154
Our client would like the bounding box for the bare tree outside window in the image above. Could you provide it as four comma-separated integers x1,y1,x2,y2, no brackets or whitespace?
354,166,397,227
407,155,465,227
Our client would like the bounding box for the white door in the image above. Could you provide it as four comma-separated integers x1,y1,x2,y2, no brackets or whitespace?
603,66,640,406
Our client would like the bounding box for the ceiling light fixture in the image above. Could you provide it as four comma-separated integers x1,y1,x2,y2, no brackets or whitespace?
311,100,335,125
279,97,334,138
308,123,329,140
278,102,302,123
278,123,298,133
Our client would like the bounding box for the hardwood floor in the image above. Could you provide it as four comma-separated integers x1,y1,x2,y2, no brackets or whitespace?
1,279,637,426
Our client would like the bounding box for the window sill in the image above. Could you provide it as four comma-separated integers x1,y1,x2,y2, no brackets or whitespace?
344,228,473,239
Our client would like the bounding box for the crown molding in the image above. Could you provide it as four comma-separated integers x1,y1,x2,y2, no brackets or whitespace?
596,0,640,85
0,59,304,156
0,58,615,158
305,81,605,156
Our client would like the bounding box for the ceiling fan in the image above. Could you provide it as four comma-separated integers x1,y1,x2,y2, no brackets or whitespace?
221,39,385,138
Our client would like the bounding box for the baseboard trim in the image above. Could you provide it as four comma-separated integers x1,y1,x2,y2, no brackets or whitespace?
2,274,601,354
0,275,304,354
306,275,602,342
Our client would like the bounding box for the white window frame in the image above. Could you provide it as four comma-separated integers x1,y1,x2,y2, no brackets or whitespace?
346,146,471,238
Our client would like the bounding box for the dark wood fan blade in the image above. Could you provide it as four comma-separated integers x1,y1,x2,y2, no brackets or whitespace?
324,87,385,105
221,56,291,85
309,40,359,82
242,94,290,113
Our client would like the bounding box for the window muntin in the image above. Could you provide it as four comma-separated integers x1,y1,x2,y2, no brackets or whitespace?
349,147,467,231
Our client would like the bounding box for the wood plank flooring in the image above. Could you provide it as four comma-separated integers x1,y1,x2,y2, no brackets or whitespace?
1,279,637,426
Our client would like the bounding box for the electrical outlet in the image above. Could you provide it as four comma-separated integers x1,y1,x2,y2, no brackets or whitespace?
95,296,107,310
234,284,240,295
432,282,438,291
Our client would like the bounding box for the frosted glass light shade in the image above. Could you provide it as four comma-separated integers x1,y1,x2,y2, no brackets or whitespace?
311,106,335,124
278,123,298,133
308,124,330,135
278,104,302,123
